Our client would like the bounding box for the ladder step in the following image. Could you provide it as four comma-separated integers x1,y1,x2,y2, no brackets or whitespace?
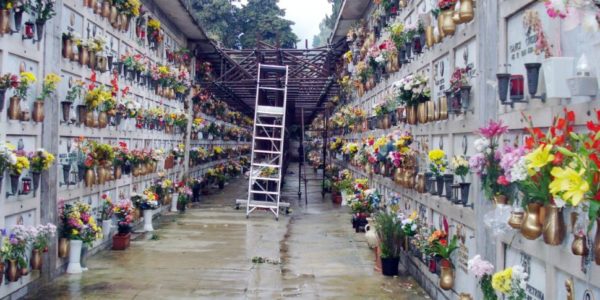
256,105,285,116
259,86,286,91
250,190,280,195
254,136,282,141
253,163,280,168
251,176,281,181
253,150,281,154
260,64,287,72
255,123,284,128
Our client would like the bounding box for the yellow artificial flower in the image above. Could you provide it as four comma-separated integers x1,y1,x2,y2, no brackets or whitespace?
148,19,161,30
44,73,61,87
526,144,554,171
21,72,37,84
549,166,589,206
492,267,513,294
428,149,445,161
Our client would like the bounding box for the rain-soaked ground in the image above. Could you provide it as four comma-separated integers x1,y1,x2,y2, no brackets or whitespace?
26,164,429,299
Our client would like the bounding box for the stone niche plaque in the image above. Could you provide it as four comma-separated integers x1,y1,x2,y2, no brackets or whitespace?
433,54,450,101
505,247,546,300
453,223,476,296
505,1,559,77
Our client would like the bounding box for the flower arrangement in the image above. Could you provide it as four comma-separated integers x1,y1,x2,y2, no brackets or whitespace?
438,0,457,10
429,234,459,265
100,193,114,221
116,0,141,17
9,155,30,176
400,212,418,237
449,67,471,92
469,120,509,200
31,223,57,251
64,79,85,102
132,189,160,210
29,0,57,24
451,155,470,182
61,202,102,245
468,255,498,300
0,73,19,91
36,73,60,102
428,149,447,177
2,225,33,268
14,72,36,99
0,141,17,174
491,265,528,300
29,148,55,173
85,85,112,110
113,199,135,232
113,142,129,167
147,18,163,45
93,142,115,165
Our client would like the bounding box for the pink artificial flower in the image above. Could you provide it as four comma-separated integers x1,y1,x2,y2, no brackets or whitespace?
468,255,495,278
478,120,508,139
497,175,510,186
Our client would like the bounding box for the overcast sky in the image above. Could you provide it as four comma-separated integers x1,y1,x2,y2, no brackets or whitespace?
237,0,333,48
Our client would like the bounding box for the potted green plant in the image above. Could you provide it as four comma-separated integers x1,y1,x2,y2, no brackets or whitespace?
374,212,404,276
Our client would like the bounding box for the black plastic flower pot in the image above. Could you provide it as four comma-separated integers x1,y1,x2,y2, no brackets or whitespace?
399,47,408,64
413,36,422,54
0,88,5,112
14,10,23,32
381,257,400,276
524,63,542,96
424,172,433,193
443,174,454,200
460,85,471,111
405,42,412,59
118,224,132,234
436,176,444,196
460,182,471,206
35,21,45,42
496,73,511,104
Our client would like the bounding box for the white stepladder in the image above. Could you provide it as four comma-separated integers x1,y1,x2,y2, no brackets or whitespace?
236,64,290,220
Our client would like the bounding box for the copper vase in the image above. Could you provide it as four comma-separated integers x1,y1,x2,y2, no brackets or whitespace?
30,249,42,270
594,217,600,265
508,211,524,229
417,102,427,124
84,169,95,187
32,101,44,122
459,0,475,23
58,237,69,258
98,111,108,128
542,204,566,245
6,260,18,282
439,266,454,290
7,96,21,120
571,234,589,256
407,105,417,125
441,10,456,36
521,203,543,240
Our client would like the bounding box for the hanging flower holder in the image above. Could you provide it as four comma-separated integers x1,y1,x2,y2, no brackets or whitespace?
459,182,471,206
496,73,511,105
0,88,5,112
524,63,546,102
443,174,454,200
61,164,71,187
459,85,471,112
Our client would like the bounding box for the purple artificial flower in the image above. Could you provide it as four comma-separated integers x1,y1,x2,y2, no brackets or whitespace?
468,153,486,175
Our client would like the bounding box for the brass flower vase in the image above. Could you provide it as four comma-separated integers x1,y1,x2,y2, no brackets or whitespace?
32,101,44,123
84,169,95,187
542,204,566,245
437,15,445,39
571,234,589,256
594,217,600,265
79,46,89,66
508,211,525,229
89,51,97,69
459,0,475,23
62,38,73,59
441,10,456,36
521,203,543,240
109,5,118,26
114,165,122,180
425,26,434,48
58,237,69,258
493,194,508,206
6,260,18,282
101,0,110,18
427,100,436,122
407,105,418,125
439,266,454,290
8,96,21,120
31,249,42,270
85,110,95,127
98,111,108,128
417,102,427,124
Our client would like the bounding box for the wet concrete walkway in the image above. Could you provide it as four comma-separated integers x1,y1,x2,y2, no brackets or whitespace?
27,164,428,299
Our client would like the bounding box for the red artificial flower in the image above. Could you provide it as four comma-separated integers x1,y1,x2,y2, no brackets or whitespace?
595,190,600,202
553,152,564,165
566,110,575,122
590,153,600,169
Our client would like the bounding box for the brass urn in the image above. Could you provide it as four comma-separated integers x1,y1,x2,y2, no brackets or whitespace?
7,96,21,120
425,26,434,48
407,105,417,125
84,168,95,187
441,10,456,36
508,211,524,229
30,249,42,270
571,234,589,256
58,237,69,258
101,0,110,18
459,0,475,23
438,96,448,120
439,266,454,290
542,204,566,246
417,102,427,124
98,111,108,128
521,203,543,240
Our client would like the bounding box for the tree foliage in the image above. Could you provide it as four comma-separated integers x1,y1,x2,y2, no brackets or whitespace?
192,0,298,49
312,0,343,47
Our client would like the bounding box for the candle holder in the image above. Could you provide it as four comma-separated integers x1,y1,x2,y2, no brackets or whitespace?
22,21,34,41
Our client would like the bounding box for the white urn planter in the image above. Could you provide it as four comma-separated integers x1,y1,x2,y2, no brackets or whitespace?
143,209,154,232
170,193,179,212
542,57,574,99
66,240,83,274
102,219,112,240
